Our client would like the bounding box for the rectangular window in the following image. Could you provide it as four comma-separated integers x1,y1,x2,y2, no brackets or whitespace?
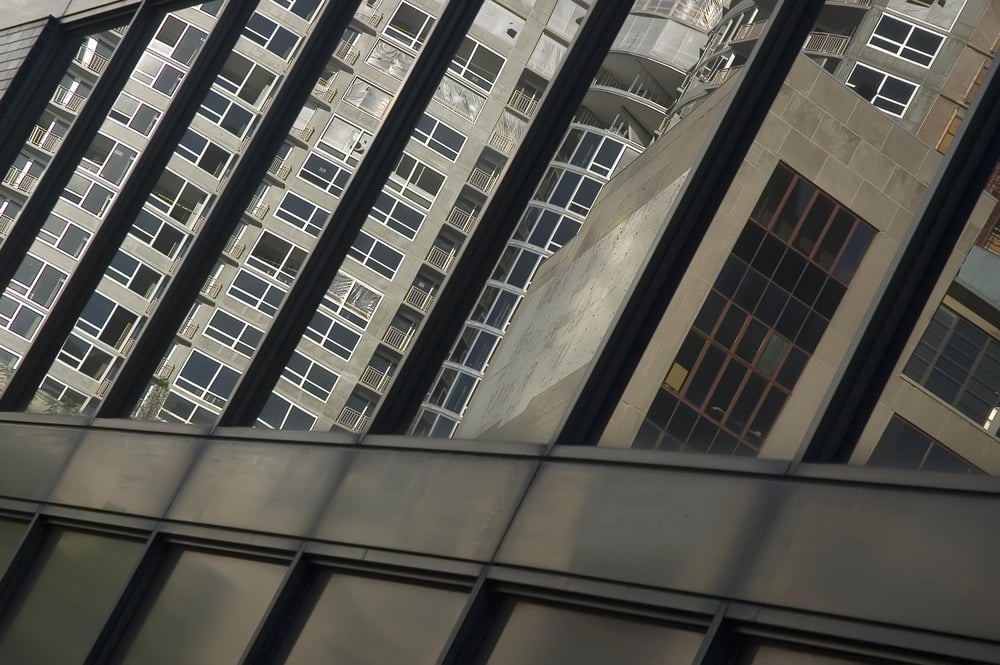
228,269,287,316
246,232,308,285
369,192,425,239
129,209,185,258
132,53,184,96
63,174,113,216
367,40,415,79
57,333,115,380
76,292,138,348
0,295,43,340
344,78,391,118
109,94,161,136
272,0,322,21
205,310,264,356
868,12,944,67
217,52,276,107
81,133,138,186
198,90,255,138
257,393,317,429
281,350,338,400
151,15,208,66
177,129,232,178
387,152,445,209
243,11,299,59
385,2,435,50
39,214,91,258
175,350,240,406
161,390,218,425
317,117,370,167
869,415,982,474
275,192,329,236
348,231,404,279
847,63,918,117
448,37,505,92
107,251,162,299
324,271,381,328
148,170,208,225
10,255,68,310
304,310,362,360
299,153,351,197
412,112,466,161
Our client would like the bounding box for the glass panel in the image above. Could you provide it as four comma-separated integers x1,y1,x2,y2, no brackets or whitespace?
479,602,703,665
0,528,143,665
114,549,285,665
277,573,466,665
742,643,873,665
0,519,27,577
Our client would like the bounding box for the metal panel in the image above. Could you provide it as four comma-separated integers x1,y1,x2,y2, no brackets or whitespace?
0,424,80,500
49,430,200,517
315,450,535,561
167,441,348,536
0,519,28,577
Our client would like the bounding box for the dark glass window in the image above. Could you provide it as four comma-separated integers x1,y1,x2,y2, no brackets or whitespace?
869,416,982,474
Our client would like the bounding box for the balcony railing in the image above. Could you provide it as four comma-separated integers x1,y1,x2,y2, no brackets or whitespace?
96,379,113,398
154,360,175,381
359,366,392,393
246,196,270,220
335,40,360,65
27,126,62,153
467,167,498,194
312,78,339,103
52,86,88,112
74,51,109,74
826,0,872,7
508,89,539,117
201,276,224,299
111,25,127,36
592,68,671,108
404,286,433,311
267,156,292,181
426,246,455,272
223,235,246,260
3,168,38,194
488,131,518,155
382,326,414,352
707,65,743,87
289,124,316,143
178,318,199,341
336,406,370,432
803,32,850,57
446,206,477,233
732,20,766,43
0,215,13,237
355,9,384,29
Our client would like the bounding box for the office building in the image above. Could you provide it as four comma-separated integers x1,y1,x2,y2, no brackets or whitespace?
0,0,997,663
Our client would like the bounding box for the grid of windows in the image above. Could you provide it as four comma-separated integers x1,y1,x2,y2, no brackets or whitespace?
256,392,317,429
175,349,239,407
275,192,329,236
869,416,982,474
38,215,91,258
243,11,299,59
299,152,351,198
205,310,265,357
448,37,505,92
412,112,466,161
847,63,918,117
635,164,875,454
281,350,339,400
868,13,944,67
348,231,404,279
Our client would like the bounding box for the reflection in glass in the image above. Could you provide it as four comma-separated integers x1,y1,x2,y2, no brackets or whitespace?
0,519,27,578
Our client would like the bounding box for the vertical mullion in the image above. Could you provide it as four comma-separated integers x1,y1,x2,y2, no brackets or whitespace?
97,0,367,418
368,0,637,435
0,513,45,612
551,0,828,446
0,4,150,295
0,0,260,412
436,577,502,665
798,54,1000,466
216,0,488,427
238,549,311,665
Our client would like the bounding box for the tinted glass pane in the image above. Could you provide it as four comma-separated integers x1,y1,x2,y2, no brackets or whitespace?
482,603,702,665
0,520,27,579
116,550,285,665
0,529,143,665
279,574,465,665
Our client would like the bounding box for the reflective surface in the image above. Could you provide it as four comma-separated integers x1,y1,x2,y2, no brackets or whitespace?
0,519,27,578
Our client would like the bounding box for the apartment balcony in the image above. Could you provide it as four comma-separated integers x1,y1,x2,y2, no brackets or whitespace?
289,124,316,143
467,167,498,194
74,51,109,75
382,326,414,353
51,86,88,113
223,234,246,260
825,0,872,7
508,89,539,117
425,246,455,273
96,379,112,398
732,20,766,44
358,366,392,393
803,32,850,58
706,65,743,88
145,297,159,315
404,286,433,312
178,318,199,342
0,214,13,237
335,40,360,66
488,131,518,155
336,406,369,432
246,196,270,220
312,78,338,104
267,156,292,181
592,68,671,109
200,276,224,300
355,8,383,30
445,206,477,233
27,126,62,153
153,360,175,381
3,168,38,194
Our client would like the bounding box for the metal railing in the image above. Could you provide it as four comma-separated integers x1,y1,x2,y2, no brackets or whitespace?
382,326,414,352
508,89,539,116
803,32,850,57
268,156,292,180
154,360,175,381
74,51,109,74
592,68,671,108
0,215,13,237
223,235,246,260
404,286,433,311
3,168,38,193
732,20,766,42
707,65,743,86
446,206,477,233
246,196,270,220
27,126,62,153
359,366,392,392
355,9,384,29
178,318,199,341
201,276,224,299
425,246,455,272
96,379,113,398
335,40,360,65
467,167,498,193
488,131,518,155
826,0,871,7
290,124,316,142
336,406,369,432
52,86,88,112
312,79,338,103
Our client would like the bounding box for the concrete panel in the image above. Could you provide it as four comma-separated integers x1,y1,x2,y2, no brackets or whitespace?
168,440,348,536
49,429,200,516
0,424,80,500
315,449,535,561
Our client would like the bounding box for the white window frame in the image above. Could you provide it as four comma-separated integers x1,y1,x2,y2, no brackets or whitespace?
281,350,339,401
204,309,265,357
348,230,404,279
867,12,944,68
847,62,918,117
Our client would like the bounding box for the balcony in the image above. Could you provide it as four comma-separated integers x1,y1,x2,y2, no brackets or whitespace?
336,406,369,432
592,68,671,109
488,131,518,155
382,326,414,352
335,40,360,65
52,86,88,113
312,78,338,104
404,286,433,312
803,32,850,58
27,126,62,153
74,51,109,75
0,215,13,237
178,318,199,341
446,206,477,233
289,124,316,143
358,366,392,393
467,167,498,194
246,196,270,220
223,235,246,260
3,168,38,194
355,8,383,30
153,360,175,381
267,156,292,181
508,89,539,117
706,65,743,88
826,0,872,7
425,246,455,273
732,20,766,43
200,276,224,300
96,379,112,398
